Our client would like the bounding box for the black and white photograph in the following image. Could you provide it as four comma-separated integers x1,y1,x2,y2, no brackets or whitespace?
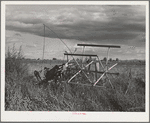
1,1,149,122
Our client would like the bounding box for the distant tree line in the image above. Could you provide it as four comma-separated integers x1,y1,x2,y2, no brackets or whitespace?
103,57,119,61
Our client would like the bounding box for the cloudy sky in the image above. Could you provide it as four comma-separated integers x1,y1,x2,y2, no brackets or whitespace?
5,5,146,60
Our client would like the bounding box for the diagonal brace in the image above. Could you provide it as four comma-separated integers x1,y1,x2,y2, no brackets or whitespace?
93,63,118,86
68,61,94,83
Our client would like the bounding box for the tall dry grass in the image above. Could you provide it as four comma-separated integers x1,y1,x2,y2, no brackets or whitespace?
5,46,145,111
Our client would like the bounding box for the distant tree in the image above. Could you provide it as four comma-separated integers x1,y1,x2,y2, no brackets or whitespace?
93,58,96,61
109,58,112,62
103,57,107,61
116,58,119,61
76,58,82,63
76,58,79,62
84,57,88,63
53,58,57,60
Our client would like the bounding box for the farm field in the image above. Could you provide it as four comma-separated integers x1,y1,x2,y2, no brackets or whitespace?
5,50,146,112
26,59,145,81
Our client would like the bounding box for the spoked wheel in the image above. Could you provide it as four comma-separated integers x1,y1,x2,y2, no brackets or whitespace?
34,70,42,82
34,70,47,87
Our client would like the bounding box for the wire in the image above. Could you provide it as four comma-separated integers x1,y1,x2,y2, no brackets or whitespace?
43,24,92,83
43,24,71,53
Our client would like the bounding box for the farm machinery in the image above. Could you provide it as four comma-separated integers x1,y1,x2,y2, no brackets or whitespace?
34,24,121,89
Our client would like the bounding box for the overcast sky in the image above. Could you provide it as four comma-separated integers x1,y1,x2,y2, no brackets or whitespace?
5,5,146,60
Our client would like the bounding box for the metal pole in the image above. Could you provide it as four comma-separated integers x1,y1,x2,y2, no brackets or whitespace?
97,56,104,71
106,47,110,70
67,55,68,62
88,56,92,71
41,24,46,70
42,25,45,60
82,46,85,67
95,62,97,80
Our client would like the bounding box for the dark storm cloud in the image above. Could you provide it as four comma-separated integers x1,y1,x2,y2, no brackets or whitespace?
6,5,145,46
57,20,145,41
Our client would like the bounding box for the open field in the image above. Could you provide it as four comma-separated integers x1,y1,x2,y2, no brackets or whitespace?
25,59,145,81
5,49,145,111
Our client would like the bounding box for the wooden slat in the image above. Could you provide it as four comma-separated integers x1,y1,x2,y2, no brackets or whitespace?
83,70,119,75
77,44,121,48
70,68,119,75
64,53,97,57
90,71,119,75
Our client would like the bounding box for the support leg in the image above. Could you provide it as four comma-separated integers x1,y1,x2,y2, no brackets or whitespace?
106,47,110,70
88,56,92,71
67,55,68,62
82,46,85,67
95,62,97,80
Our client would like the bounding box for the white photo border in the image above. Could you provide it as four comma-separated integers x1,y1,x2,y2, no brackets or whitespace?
1,1,149,122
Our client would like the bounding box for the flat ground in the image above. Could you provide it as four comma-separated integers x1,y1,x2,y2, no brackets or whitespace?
25,59,145,81
5,57,145,111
